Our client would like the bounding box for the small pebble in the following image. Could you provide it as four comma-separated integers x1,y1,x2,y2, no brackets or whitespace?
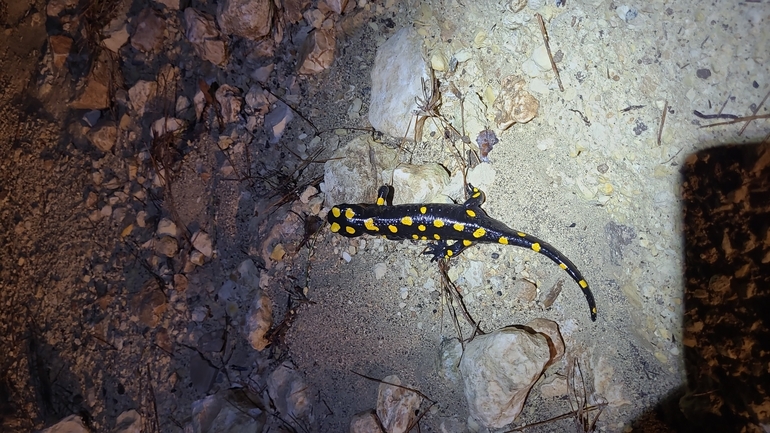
342,251,352,262
696,68,711,79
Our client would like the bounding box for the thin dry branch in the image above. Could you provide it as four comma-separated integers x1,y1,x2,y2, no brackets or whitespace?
536,13,564,92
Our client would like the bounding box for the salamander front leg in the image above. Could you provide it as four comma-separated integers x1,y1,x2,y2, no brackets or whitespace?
463,183,486,208
376,185,393,206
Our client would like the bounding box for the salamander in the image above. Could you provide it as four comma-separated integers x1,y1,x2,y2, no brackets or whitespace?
327,184,598,321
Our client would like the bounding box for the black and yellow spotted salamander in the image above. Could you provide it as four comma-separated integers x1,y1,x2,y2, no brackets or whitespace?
327,184,597,321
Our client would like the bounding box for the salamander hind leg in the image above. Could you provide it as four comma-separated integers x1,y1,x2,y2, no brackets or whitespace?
422,239,475,262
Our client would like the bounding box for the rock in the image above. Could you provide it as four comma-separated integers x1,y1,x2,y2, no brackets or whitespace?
437,337,463,383
369,27,430,139
156,218,177,237
189,351,218,393
696,68,711,79
82,110,101,127
39,414,88,433
155,236,179,257
113,410,142,433
151,117,184,137
189,250,205,266
321,135,399,206
391,163,450,204
493,76,539,131
430,50,447,72
102,22,129,53
269,243,285,261
217,0,272,40
267,362,316,430
49,35,72,69
350,411,383,433
322,0,349,14
282,0,310,23
264,101,294,143
130,8,166,52
524,318,565,368
184,8,228,66
190,389,266,433
245,290,272,351
215,84,243,123
509,279,537,302
47,0,78,17
173,274,188,292
87,121,117,152
460,327,551,428
191,231,213,257
347,97,362,119
71,51,114,110
298,28,336,74
245,86,270,114
508,0,527,12
175,95,190,115
298,186,317,204
128,80,157,116
155,0,180,10
251,64,274,83
376,375,422,433
530,44,551,70
303,8,325,28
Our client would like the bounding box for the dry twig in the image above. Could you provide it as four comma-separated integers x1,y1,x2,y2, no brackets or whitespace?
657,100,668,146
536,13,564,92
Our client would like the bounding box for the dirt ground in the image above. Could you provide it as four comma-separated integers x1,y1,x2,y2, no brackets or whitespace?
1,0,768,432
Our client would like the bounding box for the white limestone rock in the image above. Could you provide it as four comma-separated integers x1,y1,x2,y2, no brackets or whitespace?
460,327,551,428
368,27,430,140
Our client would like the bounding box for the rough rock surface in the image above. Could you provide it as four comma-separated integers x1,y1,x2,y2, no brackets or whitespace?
459,327,552,428
368,27,430,140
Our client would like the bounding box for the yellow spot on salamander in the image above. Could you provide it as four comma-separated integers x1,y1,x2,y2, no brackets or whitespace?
418,224,426,231
531,242,541,252
466,209,476,217
472,228,486,238
364,218,378,232
331,207,341,218
517,232,526,237
412,234,419,240
330,222,341,232
345,208,355,219
453,223,465,231
462,239,472,246
559,263,568,270
579,280,588,288
345,226,356,235
472,192,481,198
433,219,445,228
421,236,428,240
434,234,441,240
420,206,427,214
498,237,508,245
376,197,385,206
388,225,398,233
446,250,453,257
401,216,413,226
